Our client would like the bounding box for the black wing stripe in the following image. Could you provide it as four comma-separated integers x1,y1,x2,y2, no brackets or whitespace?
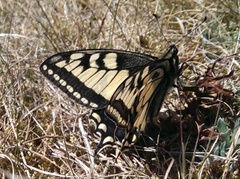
41,59,106,109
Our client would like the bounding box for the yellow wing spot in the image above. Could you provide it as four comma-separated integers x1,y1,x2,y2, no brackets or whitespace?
98,123,107,132
81,97,88,104
141,66,149,80
103,136,114,144
134,103,148,131
118,117,127,126
142,75,151,86
142,76,162,105
42,64,47,71
131,134,137,143
66,85,74,93
91,70,117,95
122,89,134,107
142,69,159,85
92,112,101,123
59,79,67,86
71,66,84,77
90,102,98,108
55,60,67,68
100,70,129,100
77,68,98,83
64,60,81,72
124,76,133,87
103,53,118,69
70,52,84,60
107,106,127,126
140,83,152,105
96,131,101,136
53,74,60,81
108,106,113,113
84,70,106,89
137,84,152,112
73,92,81,99
89,53,100,68
48,69,53,75
126,90,138,107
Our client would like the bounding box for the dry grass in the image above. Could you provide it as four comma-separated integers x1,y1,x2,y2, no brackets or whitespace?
0,0,239,178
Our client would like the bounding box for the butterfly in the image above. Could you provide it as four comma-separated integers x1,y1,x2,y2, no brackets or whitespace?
40,45,179,155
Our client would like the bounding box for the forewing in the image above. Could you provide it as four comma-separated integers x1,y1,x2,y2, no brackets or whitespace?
40,49,153,109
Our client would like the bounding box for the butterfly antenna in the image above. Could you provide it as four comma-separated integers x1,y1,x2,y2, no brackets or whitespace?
175,16,207,45
153,13,171,46
153,14,207,46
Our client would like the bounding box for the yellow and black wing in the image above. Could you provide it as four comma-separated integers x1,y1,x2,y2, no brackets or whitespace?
40,45,179,154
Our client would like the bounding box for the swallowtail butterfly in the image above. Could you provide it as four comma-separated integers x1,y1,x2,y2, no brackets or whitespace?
40,45,179,154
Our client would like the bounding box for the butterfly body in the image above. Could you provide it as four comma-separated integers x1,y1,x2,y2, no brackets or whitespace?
40,45,179,154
